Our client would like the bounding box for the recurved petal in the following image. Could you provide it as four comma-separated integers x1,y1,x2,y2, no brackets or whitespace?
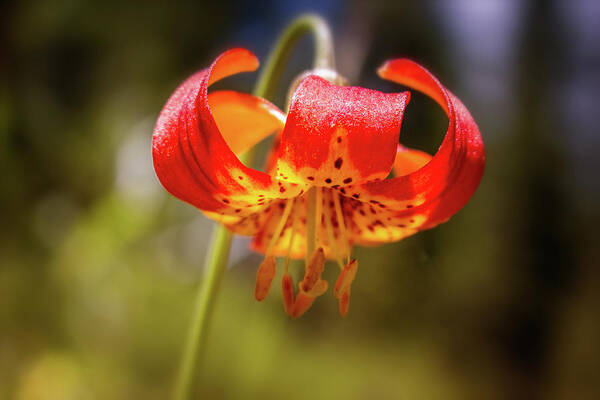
152,49,303,218
393,144,433,176
275,75,410,188
344,59,485,245
209,90,286,156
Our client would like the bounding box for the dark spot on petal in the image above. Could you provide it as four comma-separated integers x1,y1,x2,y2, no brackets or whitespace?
398,224,406,228
331,184,340,189
278,202,285,209
378,204,386,208
222,199,230,204
307,176,315,181
352,194,359,199
334,158,343,169
359,210,366,216
406,205,413,209
367,225,375,232
370,200,379,204
235,209,241,213
340,188,346,194
343,177,353,184
238,176,243,180
325,178,332,184
337,136,342,143
279,186,286,193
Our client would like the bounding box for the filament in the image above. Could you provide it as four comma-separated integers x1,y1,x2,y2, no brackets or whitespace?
323,195,345,268
265,198,295,256
332,191,351,263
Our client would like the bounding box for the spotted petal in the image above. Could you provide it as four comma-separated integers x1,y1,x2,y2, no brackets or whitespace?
152,49,304,221
343,59,485,245
275,75,410,188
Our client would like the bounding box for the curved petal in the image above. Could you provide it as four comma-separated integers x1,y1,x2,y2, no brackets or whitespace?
152,49,304,218
346,59,485,245
393,144,433,176
209,90,286,156
275,75,410,188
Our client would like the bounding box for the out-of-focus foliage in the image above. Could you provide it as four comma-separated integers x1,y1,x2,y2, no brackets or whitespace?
1,1,599,399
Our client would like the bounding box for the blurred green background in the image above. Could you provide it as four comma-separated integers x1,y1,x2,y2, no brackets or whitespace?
2,0,599,399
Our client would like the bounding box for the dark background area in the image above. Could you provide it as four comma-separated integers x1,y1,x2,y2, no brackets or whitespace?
1,1,599,399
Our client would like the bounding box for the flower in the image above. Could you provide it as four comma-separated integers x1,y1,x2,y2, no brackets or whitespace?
152,48,485,318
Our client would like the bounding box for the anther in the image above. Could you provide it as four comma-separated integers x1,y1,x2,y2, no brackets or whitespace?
254,255,276,301
334,259,357,317
338,290,350,317
334,259,358,298
300,247,326,293
282,273,295,316
293,279,328,318
291,292,315,318
290,247,329,318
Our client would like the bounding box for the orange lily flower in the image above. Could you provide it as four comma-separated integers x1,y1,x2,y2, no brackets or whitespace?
152,48,485,318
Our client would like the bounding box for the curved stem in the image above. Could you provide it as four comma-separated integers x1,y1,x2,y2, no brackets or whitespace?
172,15,335,400
253,14,335,100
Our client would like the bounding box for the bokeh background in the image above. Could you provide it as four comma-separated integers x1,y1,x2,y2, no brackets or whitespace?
2,0,599,399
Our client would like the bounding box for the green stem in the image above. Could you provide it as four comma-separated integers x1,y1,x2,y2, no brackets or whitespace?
173,225,231,400
173,14,335,400
253,14,335,102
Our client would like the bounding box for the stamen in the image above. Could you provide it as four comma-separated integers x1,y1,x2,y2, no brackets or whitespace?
265,198,295,256
333,259,358,298
283,199,300,273
338,290,350,317
291,292,315,318
289,247,328,318
332,191,351,264
305,188,317,266
300,247,326,293
254,256,276,301
281,273,295,316
255,198,294,303
315,187,323,244
323,195,345,269
334,259,358,317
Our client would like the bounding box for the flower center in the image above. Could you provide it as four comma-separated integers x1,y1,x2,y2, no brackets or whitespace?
254,186,358,317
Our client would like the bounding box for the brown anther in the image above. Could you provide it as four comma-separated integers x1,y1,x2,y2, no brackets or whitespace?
300,247,326,293
334,259,358,299
338,289,351,317
291,292,315,318
281,273,295,316
254,256,276,301
301,279,328,298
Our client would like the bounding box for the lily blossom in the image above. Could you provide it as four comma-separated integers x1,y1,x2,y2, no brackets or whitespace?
152,48,485,317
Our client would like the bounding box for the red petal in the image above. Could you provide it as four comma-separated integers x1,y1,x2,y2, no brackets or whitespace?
276,76,410,187
347,59,485,244
152,49,303,216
